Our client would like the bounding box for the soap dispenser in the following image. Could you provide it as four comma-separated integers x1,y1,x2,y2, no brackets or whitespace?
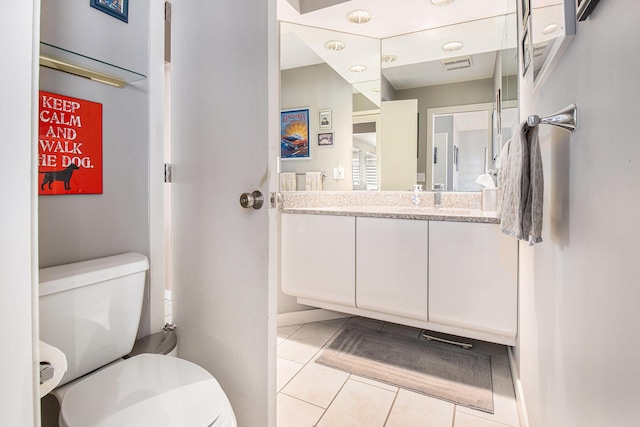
412,184,422,206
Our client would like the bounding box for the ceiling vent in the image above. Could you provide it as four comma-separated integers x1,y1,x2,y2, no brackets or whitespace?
441,56,473,71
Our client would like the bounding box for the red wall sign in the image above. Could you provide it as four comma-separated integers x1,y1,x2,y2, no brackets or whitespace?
38,91,103,195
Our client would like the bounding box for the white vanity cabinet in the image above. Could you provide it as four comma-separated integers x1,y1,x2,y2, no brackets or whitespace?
280,211,519,345
428,221,518,338
356,217,428,320
281,213,356,307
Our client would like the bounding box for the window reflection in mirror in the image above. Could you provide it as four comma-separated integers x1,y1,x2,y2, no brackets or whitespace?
352,113,379,191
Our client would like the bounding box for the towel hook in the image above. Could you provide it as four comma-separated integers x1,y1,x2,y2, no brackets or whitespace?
527,104,577,133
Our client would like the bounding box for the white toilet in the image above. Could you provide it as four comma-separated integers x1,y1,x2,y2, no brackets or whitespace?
39,253,237,427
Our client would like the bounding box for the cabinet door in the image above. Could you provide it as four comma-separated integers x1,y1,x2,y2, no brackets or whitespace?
356,217,428,320
281,214,356,307
429,221,518,337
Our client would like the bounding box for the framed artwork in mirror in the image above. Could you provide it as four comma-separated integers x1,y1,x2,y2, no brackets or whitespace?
319,109,332,129
495,88,502,136
281,108,310,159
318,132,334,147
90,0,129,23
521,22,532,77
576,0,600,21
520,0,530,29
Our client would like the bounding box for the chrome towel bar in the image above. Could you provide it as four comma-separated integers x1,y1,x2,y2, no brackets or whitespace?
527,104,577,133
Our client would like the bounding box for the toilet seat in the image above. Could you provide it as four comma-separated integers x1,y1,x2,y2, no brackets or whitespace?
58,354,234,427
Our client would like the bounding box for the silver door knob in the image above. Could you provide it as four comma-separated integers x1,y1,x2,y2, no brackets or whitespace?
239,190,264,209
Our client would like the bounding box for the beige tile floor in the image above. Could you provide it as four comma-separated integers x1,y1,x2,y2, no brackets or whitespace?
277,317,520,427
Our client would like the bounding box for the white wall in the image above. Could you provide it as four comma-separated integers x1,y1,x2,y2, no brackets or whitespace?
281,63,353,191
38,0,153,336
0,1,38,425
38,0,151,267
516,1,640,425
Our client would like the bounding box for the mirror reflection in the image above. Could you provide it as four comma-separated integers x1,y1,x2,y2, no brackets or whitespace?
530,0,576,89
278,0,519,192
429,105,492,192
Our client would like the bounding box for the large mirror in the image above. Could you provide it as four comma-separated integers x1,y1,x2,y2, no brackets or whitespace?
278,0,518,192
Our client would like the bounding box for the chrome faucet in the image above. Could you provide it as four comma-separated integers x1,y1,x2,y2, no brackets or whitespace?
432,183,444,207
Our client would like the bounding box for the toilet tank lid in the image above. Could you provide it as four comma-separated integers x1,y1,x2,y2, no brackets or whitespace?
39,253,149,297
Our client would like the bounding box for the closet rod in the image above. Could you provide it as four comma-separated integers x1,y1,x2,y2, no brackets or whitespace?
527,104,577,133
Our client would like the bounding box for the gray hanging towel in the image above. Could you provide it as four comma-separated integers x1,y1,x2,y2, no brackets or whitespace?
497,122,543,245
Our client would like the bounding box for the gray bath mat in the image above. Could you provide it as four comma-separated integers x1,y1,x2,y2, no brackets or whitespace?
316,324,494,413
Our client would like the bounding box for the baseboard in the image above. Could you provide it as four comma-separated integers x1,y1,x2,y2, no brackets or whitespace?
508,347,530,427
277,308,351,327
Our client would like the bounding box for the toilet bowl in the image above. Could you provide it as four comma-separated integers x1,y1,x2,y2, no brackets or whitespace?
39,253,237,427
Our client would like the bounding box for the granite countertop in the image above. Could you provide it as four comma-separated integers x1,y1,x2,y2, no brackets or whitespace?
281,205,499,224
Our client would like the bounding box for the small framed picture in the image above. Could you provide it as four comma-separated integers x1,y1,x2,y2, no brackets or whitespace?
317,132,334,147
577,0,601,21
319,109,332,129
90,0,129,23
521,22,532,77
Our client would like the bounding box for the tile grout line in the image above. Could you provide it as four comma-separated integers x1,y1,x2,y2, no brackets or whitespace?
312,374,351,427
382,388,400,427
278,391,327,411
277,320,351,409
276,357,304,394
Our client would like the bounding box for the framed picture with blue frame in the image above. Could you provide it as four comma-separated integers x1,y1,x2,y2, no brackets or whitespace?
90,0,129,23
281,108,310,159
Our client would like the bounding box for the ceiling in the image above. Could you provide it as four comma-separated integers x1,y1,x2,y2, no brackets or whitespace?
278,0,518,91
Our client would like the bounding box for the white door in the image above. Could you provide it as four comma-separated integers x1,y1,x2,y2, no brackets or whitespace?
170,1,277,426
379,99,418,190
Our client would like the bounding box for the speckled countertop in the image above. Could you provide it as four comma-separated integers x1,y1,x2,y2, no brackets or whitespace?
280,191,499,224
282,206,499,223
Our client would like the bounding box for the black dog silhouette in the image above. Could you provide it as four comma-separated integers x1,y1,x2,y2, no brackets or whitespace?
40,164,80,190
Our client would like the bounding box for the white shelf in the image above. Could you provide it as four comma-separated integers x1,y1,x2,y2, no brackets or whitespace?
40,42,146,88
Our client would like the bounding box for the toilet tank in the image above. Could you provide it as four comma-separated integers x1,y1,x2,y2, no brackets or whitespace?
39,253,149,387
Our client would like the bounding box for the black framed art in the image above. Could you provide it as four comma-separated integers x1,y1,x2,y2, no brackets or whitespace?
577,0,600,21
91,0,129,23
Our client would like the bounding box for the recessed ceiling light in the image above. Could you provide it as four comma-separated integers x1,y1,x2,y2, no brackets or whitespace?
442,41,463,52
346,10,371,24
381,54,398,63
324,40,345,51
349,65,367,73
542,23,559,34
430,0,455,5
